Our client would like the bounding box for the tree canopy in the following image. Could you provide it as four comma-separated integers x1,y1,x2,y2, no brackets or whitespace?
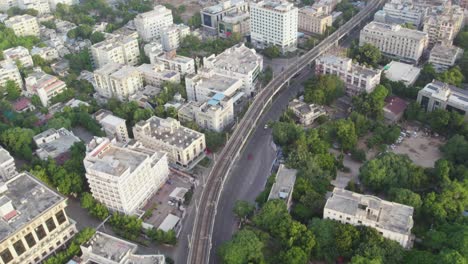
304,75,345,105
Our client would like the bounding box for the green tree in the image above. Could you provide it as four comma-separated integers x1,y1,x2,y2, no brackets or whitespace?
0,127,34,160
233,200,255,223
90,31,105,44
263,45,281,58
415,64,437,87
354,43,382,68
437,66,464,87
218,229,265,264
281,247,308,264
304,75,345,105
5,80,21,101
335,119,358,151
388,188,422,209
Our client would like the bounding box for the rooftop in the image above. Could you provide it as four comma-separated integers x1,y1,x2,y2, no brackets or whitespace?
5,14,36,24
92,34,137,51
202,0,245,14
34,128,81,159
363,21,428,40
384,61,421,85
318,54,381,77
268,164,297,201
205,44,262,74
430,44,463,59
0,146,13,164
421,80,468,108
135,5,172,19
384,96,409,115
255,0,296,12
187,69,241,93
288,99,326,116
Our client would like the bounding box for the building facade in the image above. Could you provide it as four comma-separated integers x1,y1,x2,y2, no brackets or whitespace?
298,6,332,35
3,47,33,68
374,0,425,28
185,69,243,102
0,61,23,90
94,109,129,143
417,80,468,118
25,70,67,107
423,5,464,46
136,63,181,87
90,34,140,69
201,0,249,33
160,24,190,52
218,11,250,38
154,52,196,75
134,5,173,42
288,98,326,126
33,128,81,160
4,15,40,37
93,63,143,101
0,147,17,181
429,44,463,72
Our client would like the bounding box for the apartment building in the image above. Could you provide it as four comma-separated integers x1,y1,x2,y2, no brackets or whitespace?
315,54,382,95
4,15,40,37
0,146,17,181
0,61,23,90
154,52,196,75
137,63,181,87
359,22,428,63
17,0,50,15
267,164,297,211
288,98,326,126
250,1,298,53
30,46,59,62
25,70,67,106
160,24,190,52
0,0,17,11
33,128,81,160
429,44,463,72
185,69,243,102
84,137,169,215
134,5,173,42
133,116,206,169
324,188,414,248
203,43,263,97
0,172,77,264
311,0,339,15
178,93,234,132
417,80,468,118
201,0,249,33
90,34,140,69
80,231,166,264
93,63,143,101
423,5,464,45
94,109,129,143
3,47,33,68
374,0,425,28
298,6,333,35
218,10,250,38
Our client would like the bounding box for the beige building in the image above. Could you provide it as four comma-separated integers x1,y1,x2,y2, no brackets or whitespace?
4,15,40,37
153,52,196,75
324,188,414,248
0,61,23,90
161,24,190,52
185,69,243,103
3,47,33,68
423,5,464,46
94,109,129,143
134,5,173,42
90,34,140,69
288,98,326,126
17,0,50,15
136,63,181,87
201,0,249,33
417,80,468,118
133,116,206,170
429,44,464,72
25,70,67,107
93,63,143,101
0,172,78,264
0,147,17,181
298,6,332,35
360,22,428,63
218,10,250,38
374,0,425,28
84,137,169,215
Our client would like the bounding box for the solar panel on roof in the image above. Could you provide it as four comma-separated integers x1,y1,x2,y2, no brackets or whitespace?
212,93,225,101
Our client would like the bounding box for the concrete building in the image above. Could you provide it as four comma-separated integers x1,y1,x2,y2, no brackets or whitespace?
374,0,425,28
360,22,429,63
324,188,414,248
201,0,249,34
429,44,464,72
288,98,326,126
84,137,169,215
311,0,339,15
267,164,297,211
250,1,298,53
417,80,468,118
0,61,23,90
94,109,129,143
4,15,40,37
3,47,33,68
25,70,67,107
204,43,263,97
160,24,190,52
33,128,81,160
185,69,243,102
218,10,250,38
384,96,409,123
93,63,143,101
423,5,464,46
30,46,59,62
0,172,78,264
383,61,421,86
315,54,381,95
144,42,164,60
0,0,18,12
90,34,140,69
80,231,166,264
134,5,173,42
17,0,50,15
0,147,17,181
154,52,196,75
137,63,180,87
298,6,333,35
178,93,234,132
133,116,206,169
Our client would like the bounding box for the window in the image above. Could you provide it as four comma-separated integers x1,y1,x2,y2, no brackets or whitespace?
358,220,362,224
46,217,56,232
55,210,66,225
0,249,13,264
35,224,47,240
24,233,36,248
13,240,26,256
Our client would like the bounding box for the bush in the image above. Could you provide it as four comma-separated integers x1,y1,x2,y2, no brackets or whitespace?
350,148,366,162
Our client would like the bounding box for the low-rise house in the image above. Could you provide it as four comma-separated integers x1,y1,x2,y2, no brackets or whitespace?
3,46,33,68
33,128,81,160
31,46,60,61
12,97,35,113
417,80,468,118
383,61,421,86
288,99,326,126
429,44,463,72
383,96,409,123
267,164,297,211
50,59,70,77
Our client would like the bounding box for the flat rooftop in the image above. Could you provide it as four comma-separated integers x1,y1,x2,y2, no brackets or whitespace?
206,44,262,74
430,44,463,59
268,164,297,201
384,61,421,84
318,54,380,77
289,99,325,115
189,70,240,93
363,21,428,40
34,128,81,159
92,34,137,51
0,147,13,164
421,80,468,108
202,0,245,14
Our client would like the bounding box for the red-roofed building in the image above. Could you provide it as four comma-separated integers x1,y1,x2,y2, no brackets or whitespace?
384,96,408,123
12,97,35,113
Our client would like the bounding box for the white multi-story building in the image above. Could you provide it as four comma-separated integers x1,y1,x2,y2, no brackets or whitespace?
93,63,143,101
360,22,429,63
185,68,243,102
250,0,298,53
48,0,78,10
94,109,129,143
218,10,250,38
423,5,464,46
0,146,17,181
33,128,81,160
288,98,326,126
152,52,196,75
25,70,67,106
160,24,190,52
4,15,40,37
324,188,414,248
374,0,425,28
298,6,333,35
134,5,173,42
417,80,468,118
203,43,263,97
18,0,50,15
0,172,78,264
90,34,140,69
178,93,234,132
0,61,23,89
84,137,169,215
201,0,249,33
315,54,382,95
429,44,463,72
30,46,59,62
133,116,206,169
137,63,181,87
3,46,33,68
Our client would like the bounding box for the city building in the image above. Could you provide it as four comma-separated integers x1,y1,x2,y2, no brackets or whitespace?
12,97,35,113
17,0,50,15
178,93,234,132
154,52,196,75
429,44,464,72
384,96,409,123
0,61,23,89
0,146,17,181
144,42,164,61
0,172,78,264
250,1,298,53
4,15,40,37
0,0,17,12
137,63,181,87
383,61,421,86
417,80,468,118
30,46,59,62
129,85,161,109
33,128,81,160
80,231,166,264
288,98,326,126
201,0,249,33
311,0,340,14
133,116,206,169
160,24,190,52
2,46,33,68
423,5,464,45
134,5,173,42
315,54,382,95
218,10,250,38
25,70,67,106
94,109,129,143
93,63,143,101
90,34,140,69
203,43,263,97
360,22,429,63
324,188,414,248
374,0,425,28
185,69,243,102
298,6,333,35
267,164,297,211
84,137,169,215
